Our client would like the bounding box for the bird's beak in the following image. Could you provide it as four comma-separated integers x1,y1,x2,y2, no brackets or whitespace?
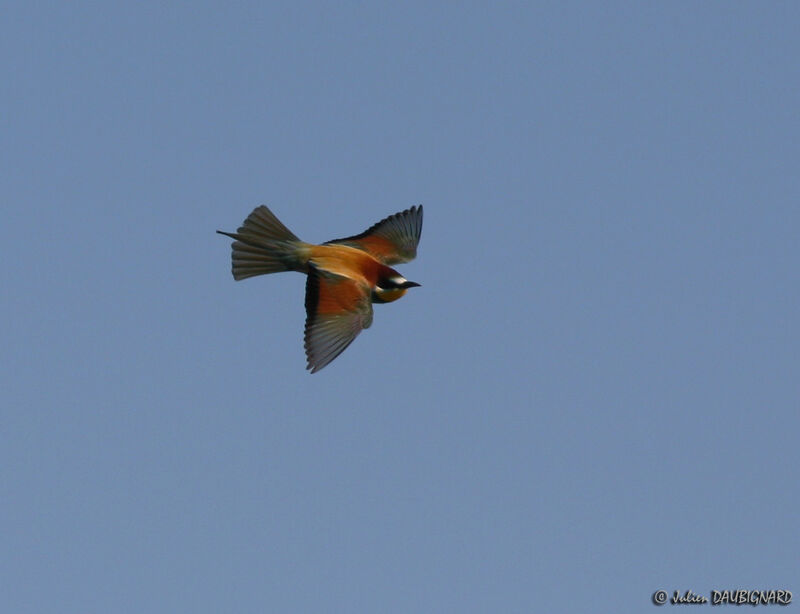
401,281,421,288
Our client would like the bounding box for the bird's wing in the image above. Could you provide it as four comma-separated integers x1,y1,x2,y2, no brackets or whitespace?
304,265,374,373
325,205,423,265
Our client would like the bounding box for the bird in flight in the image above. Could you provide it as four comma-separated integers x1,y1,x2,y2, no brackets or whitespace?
217,205,423,373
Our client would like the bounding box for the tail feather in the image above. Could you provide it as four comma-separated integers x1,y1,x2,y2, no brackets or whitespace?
234,205,300,243
217,206,304,280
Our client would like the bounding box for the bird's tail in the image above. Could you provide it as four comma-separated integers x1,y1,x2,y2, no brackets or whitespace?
217,206,308,280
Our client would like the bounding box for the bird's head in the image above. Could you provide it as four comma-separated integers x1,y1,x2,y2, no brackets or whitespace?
372,274,421,303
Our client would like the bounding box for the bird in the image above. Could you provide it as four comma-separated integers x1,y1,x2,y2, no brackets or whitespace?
217,205,423,373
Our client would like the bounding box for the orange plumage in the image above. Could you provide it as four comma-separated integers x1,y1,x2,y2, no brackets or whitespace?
217,205,422,373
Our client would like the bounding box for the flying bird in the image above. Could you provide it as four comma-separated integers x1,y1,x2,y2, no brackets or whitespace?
217,205,423,373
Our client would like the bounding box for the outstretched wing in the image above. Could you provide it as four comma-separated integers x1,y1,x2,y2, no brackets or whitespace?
325,205,423,265
303,265,374,373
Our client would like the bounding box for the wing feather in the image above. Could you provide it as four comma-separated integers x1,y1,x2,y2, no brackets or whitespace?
303,266,373,373
325,205,423,265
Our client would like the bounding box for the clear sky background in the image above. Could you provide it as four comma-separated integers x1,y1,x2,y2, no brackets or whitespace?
2,2,798,612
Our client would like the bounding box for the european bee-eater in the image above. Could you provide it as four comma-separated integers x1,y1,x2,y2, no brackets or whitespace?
217,205,422,373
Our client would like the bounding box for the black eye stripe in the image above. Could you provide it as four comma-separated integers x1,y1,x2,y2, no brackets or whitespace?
377,278,399,289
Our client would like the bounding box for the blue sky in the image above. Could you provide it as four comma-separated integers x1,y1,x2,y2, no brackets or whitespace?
3,2,798,612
